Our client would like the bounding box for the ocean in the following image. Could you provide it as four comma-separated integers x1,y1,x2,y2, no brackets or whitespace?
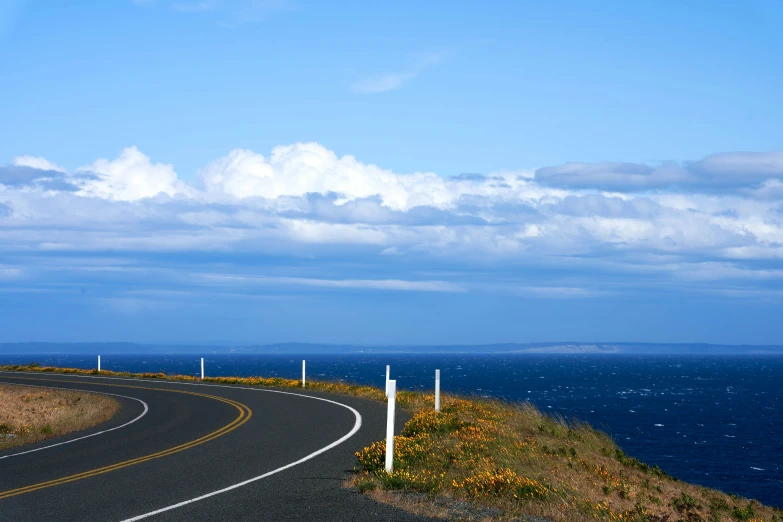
1,353,780,506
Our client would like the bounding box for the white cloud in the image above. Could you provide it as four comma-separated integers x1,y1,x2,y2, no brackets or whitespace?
229,0,296,23
13,156,66,173
199,142,541,211
0,266,22,279
199,143,440,210
97,297,166,314
75,146,187,201
281,220,389,245
352,71,418,94
536,151,783,191
668,262,783,281
689,151,783,184
162,0,297,26
352,52,443,94
515,286,601,298
172,1,215,11
197,273,465,292
2,142,783,300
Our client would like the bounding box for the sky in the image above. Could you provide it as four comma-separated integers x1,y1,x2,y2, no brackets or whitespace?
1,0,783,344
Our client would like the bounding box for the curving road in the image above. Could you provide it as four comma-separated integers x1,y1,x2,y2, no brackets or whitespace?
0,371,433,521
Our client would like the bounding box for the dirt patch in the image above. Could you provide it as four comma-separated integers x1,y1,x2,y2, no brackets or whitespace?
0,384,120,451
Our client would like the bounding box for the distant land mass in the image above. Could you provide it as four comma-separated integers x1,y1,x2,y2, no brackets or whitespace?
1,342,783,355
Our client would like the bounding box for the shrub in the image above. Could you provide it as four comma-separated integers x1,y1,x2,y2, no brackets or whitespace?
452,468,549,500
732,502,756,521
401,410,465,437
672,492,700,513
379,469,443,494
355,478,377,494
708,496,730,513
355,434,433,474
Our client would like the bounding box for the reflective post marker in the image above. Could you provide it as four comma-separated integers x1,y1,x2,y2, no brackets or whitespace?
385,365,390,396
435,369,440,412
201,358,204,380
302,360,306,387
385,379,397,473
98,356,101,372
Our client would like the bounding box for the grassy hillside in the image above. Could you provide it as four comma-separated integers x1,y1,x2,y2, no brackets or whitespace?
2,363,779,521
353,392,780,521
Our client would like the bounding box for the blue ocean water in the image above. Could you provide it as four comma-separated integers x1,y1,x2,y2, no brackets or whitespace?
1,353,780,506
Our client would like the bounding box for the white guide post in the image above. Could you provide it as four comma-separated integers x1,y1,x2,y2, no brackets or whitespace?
200,358,204,380
302,360,306,387
385,365,390,396
385,379,397,474
435,369,440,412
98,356,101,372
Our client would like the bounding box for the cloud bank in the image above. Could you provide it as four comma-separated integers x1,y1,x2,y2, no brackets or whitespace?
352,52,443,94
535,152,783,192
1,143,783,301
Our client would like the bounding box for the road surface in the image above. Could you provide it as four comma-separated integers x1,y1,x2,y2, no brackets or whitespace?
0,371,433,521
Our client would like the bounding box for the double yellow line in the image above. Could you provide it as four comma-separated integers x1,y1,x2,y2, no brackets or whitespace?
0,376,252,500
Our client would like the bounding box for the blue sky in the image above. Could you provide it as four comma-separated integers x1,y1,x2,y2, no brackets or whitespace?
1,0,783,344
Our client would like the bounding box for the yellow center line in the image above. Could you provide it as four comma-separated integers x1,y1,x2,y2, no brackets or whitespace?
0,375,253,500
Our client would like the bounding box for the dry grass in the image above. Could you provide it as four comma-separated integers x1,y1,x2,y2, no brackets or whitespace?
3,363,781,521
0,363,387,403
353,392,783,522
0,384,120,451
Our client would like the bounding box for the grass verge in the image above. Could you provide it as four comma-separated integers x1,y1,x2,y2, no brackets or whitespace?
0,382,120,451
353,393,782,521
2,363,780,521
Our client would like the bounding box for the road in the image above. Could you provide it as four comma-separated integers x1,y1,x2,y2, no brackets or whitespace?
0,371,433,521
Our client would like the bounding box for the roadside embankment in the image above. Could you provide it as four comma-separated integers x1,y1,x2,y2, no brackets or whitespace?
352,393,781,521
0,382,119,451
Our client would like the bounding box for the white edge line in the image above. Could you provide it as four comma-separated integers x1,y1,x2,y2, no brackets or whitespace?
0,370,364,521
0,381,149,460
121,396,361,522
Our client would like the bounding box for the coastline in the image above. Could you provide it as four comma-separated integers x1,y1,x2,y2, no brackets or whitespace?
1,363,780,522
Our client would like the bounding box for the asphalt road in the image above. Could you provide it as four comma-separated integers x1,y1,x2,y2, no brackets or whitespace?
0,371,434,521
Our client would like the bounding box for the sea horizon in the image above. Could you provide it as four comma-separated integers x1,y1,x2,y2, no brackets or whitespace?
3,341,783,355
